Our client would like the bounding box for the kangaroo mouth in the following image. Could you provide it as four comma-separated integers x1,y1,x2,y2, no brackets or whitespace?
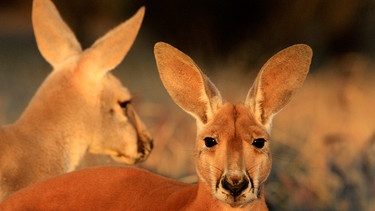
111,151,140,164
214,175,261,208
112,152,137,164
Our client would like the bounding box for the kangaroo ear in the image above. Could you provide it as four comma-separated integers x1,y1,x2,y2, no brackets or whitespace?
245,44,312,130
154,42,222,125
32,0,82,68
79,7,145,76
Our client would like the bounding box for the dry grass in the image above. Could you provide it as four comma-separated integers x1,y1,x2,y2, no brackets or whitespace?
269,53,375,210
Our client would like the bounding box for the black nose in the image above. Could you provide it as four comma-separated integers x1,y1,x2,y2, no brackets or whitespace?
221,177,249,197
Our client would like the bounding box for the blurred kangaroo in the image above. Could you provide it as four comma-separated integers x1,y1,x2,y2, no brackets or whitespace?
0,0,153,200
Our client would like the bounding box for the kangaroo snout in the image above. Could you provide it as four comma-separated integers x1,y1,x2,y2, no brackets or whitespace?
221,175,249,197
137,137,153,162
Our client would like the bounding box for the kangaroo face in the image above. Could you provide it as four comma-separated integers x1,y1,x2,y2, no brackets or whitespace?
88,74,153,164
154,42,312,209
195,104,271,207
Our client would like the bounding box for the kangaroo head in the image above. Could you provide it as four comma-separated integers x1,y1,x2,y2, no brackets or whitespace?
30,0,152,166
154,42,312,207
93,74,153,164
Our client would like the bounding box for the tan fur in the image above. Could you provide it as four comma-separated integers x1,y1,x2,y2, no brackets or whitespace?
0,42,312,210
0,0,153,200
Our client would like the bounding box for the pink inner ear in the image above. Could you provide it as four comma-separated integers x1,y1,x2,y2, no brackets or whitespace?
246,44,312,125
260,66,300,121
155,42,222,124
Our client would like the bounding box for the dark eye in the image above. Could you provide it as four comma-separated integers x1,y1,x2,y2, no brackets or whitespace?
204,137,217,148
119,100,131,109
252,138,266,149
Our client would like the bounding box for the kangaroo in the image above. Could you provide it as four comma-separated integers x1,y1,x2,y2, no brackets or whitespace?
0,42,312,210
0,0,153,200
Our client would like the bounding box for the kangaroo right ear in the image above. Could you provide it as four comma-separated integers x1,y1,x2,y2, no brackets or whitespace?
154,42,222,125
245,44,312,130
80,7,145,76
32,0,82,68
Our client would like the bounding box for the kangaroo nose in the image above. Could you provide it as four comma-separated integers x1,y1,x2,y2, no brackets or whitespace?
221,176,249,197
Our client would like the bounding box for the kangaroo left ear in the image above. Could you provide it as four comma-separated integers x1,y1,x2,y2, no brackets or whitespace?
245,44,312,130
32,0,82,68
154,42,222,126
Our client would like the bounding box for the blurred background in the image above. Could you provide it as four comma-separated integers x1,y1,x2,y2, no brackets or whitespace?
0,0,374,210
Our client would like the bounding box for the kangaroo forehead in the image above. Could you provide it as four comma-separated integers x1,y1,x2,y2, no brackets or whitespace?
206,103,268,138
211,103,256,124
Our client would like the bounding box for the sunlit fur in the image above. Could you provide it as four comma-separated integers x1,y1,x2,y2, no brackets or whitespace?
0,0,152,200
0,42,311,210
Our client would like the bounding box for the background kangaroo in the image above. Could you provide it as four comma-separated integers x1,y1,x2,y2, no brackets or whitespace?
0,42,312,210
0,0,153,200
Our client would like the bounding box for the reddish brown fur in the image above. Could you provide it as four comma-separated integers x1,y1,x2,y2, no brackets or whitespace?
0,42,311,209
